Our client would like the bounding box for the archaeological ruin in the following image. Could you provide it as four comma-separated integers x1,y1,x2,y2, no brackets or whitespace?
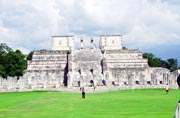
0,35,180,92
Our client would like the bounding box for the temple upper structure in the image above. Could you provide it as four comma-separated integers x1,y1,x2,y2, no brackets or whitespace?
52,36,74,51
99,35,123,50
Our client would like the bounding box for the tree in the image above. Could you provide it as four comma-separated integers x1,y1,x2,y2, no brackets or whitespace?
0,65,6,78
0,43,13,65
143,53,156,67
166,58,178,71
143,52,179,71
0,43,13,55
4,50,27,78
26,51,34,60
161,60,169,68
143,53,155,59
151,58,162,67
0,43,13,78
0,43,28,78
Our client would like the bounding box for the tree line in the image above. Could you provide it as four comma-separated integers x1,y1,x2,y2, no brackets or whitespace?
0,43,179,78
143,53,179,71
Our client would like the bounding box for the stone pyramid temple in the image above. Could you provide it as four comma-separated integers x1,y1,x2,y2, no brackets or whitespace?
0,35,179,92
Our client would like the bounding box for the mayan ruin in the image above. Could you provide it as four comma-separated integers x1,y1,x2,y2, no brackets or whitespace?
0,35,179,92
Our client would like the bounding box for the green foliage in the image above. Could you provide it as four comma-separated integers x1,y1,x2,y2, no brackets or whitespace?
143,53,178,71
0,43,13,55
0,43,27,78
151,58,162,67
161,60,169,68
0,65,6,78
167,58,178,71
143,53,157,67
143,53,155,59
26,51,34,60
0,43,13,65
0,89,179,118
4,50,27,78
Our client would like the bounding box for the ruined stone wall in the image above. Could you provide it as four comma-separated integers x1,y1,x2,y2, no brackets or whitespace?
104,49,148,68
99,35,122,50
169,69,180,88
0,77,28,92
52,36,74,50
148,67,170,84
24,50,72,88
69,49,104,87
0,35,179,92
103,49,148,84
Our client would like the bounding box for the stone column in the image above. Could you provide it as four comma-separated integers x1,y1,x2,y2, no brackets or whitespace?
80,38,84,50
28,76,32,89
67,72,72,88
90,38,95,49
80,75,84,87
43,77,47,89
105,72,109,86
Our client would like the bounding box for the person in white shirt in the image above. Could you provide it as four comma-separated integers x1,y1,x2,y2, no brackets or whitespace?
165,84,169,95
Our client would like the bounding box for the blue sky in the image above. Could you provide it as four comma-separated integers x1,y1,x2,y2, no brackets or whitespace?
0,0,180,64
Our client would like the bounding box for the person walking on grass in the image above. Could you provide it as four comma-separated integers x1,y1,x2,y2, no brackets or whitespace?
165,83,169,94
81,87,85,99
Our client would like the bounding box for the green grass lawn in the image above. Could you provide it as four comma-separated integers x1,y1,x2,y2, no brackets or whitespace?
0,89,180,118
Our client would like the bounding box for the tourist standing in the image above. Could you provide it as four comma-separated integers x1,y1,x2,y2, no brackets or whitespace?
165,84,169,94
81,87,85,99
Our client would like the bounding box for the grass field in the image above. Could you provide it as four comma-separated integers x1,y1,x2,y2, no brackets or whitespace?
0,89,180,118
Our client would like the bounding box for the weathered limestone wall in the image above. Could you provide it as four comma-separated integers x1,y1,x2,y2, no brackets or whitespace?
169,69,180,88
148,67,170,84
99,35,122,50
52,36,74,50
27,50,69,71
24,50,72,88
0,35,179,92
69,49,104,87
0,77,28,91
103,49,149,85
0,48,177,92
104,50,148,68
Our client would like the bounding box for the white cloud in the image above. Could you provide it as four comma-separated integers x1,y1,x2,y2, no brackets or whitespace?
0,26,21,45
82,0,180,48
0,0,69,52
0,0,180,62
